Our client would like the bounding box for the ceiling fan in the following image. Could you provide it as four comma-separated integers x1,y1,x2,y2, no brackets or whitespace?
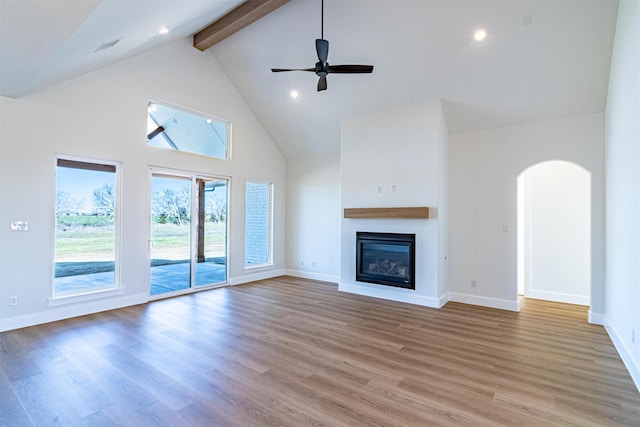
271,0,374,92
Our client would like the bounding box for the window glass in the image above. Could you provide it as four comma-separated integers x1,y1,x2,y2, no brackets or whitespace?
147,101,229,159
245,181,272,266
54,158,119,295
149,173,229,296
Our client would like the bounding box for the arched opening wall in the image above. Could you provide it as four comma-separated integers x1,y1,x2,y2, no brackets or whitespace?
517,161,591,305
448,113,605,321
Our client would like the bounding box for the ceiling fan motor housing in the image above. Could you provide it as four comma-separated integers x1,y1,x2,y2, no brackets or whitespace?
315,62,328,77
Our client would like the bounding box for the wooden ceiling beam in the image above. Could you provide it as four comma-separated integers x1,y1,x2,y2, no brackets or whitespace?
193,0,291,51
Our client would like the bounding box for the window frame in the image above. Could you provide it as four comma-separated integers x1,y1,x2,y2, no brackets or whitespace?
244,180,274,270
146,99,232,160
148,166,231,298
50,154,122,303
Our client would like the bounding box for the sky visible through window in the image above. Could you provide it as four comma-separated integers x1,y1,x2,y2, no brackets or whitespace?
56,167,114,214
55,161,118,294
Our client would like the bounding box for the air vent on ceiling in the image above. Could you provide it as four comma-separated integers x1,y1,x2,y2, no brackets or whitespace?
95,38,121,53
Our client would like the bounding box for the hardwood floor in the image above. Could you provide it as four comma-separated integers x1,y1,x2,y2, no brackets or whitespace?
2,276,639,426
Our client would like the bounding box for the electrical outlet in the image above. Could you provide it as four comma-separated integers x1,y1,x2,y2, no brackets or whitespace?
9,296,18,306
300,260,304,266
10,221,28,231
376,186,382,194
633,330,636,344
312,261,317,268
470,280,477,288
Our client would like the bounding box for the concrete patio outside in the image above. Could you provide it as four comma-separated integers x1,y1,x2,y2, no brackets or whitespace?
54,260,226,296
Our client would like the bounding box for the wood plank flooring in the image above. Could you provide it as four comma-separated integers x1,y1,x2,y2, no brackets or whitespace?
1,276,639,426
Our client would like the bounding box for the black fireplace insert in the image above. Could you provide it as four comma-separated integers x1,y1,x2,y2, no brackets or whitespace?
356,232,415,289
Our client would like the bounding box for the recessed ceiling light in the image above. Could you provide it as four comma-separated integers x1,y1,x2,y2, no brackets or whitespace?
158,27,169,35
473,28,487,42
290,90,300,99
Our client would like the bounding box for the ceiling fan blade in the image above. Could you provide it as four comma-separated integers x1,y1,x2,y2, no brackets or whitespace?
327,65,374,74
317,76,327,92
316,39,329,65
271,68,315,72
272,0,374,92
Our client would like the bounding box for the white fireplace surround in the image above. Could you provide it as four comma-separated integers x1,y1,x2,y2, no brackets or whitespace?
339,100,449,308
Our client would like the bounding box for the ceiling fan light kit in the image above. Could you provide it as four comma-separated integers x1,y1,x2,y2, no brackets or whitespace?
271,0,374,92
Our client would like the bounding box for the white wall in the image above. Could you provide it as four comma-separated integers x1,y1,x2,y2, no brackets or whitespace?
285,155,341,282
449,113,605,313
0,38,286,331
339,100,448,307
604,0,640,389
520,161,591,305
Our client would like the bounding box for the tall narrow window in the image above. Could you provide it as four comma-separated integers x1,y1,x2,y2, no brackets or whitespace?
245,181,272,267
54,157,119,296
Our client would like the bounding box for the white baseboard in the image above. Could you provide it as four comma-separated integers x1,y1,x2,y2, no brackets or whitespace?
588,310,605,325
286,269,339,283
603,315,640,392
229,268,286,286
448,292,520,312
525,289,589,306
338,282,446,308
1,270,285,332
437,293,449,307
0,293,148,332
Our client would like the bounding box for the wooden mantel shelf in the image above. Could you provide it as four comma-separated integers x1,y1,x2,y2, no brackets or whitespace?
344,207,429,219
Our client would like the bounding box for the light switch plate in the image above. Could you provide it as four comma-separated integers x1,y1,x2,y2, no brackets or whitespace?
10,221,28,231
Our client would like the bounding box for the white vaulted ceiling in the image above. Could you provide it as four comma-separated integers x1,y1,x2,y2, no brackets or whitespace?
0,0,619,158
0,0,244,98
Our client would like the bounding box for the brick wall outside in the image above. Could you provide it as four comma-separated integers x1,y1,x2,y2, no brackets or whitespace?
245,182,270,265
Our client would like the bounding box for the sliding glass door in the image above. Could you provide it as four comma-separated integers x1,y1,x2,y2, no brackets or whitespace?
194,177,228,287
150,172,228,296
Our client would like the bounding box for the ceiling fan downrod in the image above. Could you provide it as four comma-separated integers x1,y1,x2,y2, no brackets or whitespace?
321,0,324,40
270,0,374,92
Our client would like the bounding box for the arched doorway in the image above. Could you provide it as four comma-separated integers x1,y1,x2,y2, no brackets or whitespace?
517,161,591,305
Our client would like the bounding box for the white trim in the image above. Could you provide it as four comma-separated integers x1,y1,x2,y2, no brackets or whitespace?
147,98,231,160
437,293,450,307
338,282,445,308
0,293,148,332
53,154,122,298
286,269,339,283
244,263,275,273
147,168,231,294
588,310,605,325
603,315,640,392
229,268,285,286
148,282,229,302
48,288,124,307
448,292,520,312
525,289,590,306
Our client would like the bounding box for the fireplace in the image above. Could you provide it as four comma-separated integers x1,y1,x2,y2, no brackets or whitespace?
356,232,415,289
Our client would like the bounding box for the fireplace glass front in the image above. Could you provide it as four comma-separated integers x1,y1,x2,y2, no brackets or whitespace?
356,232,415,289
